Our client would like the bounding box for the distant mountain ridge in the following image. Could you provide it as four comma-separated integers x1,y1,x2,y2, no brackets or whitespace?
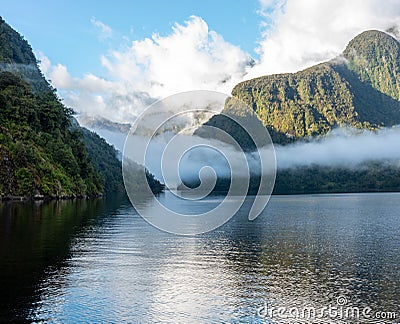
78,115,131,134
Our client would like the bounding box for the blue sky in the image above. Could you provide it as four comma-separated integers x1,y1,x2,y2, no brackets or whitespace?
2,0,263,77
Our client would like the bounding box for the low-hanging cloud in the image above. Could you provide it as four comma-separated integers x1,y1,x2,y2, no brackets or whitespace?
103,121,400,188
130,125,400,190
127,131,270,187
276,127,400,169
174,126,400,181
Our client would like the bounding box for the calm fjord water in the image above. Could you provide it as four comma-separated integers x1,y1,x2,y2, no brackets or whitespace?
1,192,399,323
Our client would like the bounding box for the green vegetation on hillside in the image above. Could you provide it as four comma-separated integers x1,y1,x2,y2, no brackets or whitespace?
80,128,163,194
0,72,103,197
231,30,400,143
78,128,124,194
0,17,49,93
195,97,269,151
344,30,400,101
0,17,163,198
0,17,36,64
274,163,400,194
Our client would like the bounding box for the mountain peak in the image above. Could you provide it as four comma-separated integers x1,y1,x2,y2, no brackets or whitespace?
227,29,400,143
344,30,400,62
343,29,400,101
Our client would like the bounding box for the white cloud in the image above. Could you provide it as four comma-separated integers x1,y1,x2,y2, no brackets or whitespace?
248,0,400,78
40,16,253,124
47,64,74,89
90,17,113,40
100,16,253,98
38,51,51,74
38,54,133,121
257,0,286,21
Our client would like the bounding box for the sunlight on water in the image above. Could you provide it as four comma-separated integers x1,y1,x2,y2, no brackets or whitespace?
1,193,399,322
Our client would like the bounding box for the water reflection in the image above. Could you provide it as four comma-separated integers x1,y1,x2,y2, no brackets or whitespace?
0,195,125,322
1,193,399,322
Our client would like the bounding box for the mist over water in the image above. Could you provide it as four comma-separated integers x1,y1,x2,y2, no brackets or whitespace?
140,126,400,185
276,126,400,169
86,110,400,184
126,132,263,188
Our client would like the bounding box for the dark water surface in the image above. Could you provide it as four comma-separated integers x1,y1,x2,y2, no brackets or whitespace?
1,192,399,323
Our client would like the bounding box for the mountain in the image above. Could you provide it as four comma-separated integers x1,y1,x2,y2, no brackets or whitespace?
231,30,400,143
194,30,400,194
194,96,269,151
0,17,162,198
